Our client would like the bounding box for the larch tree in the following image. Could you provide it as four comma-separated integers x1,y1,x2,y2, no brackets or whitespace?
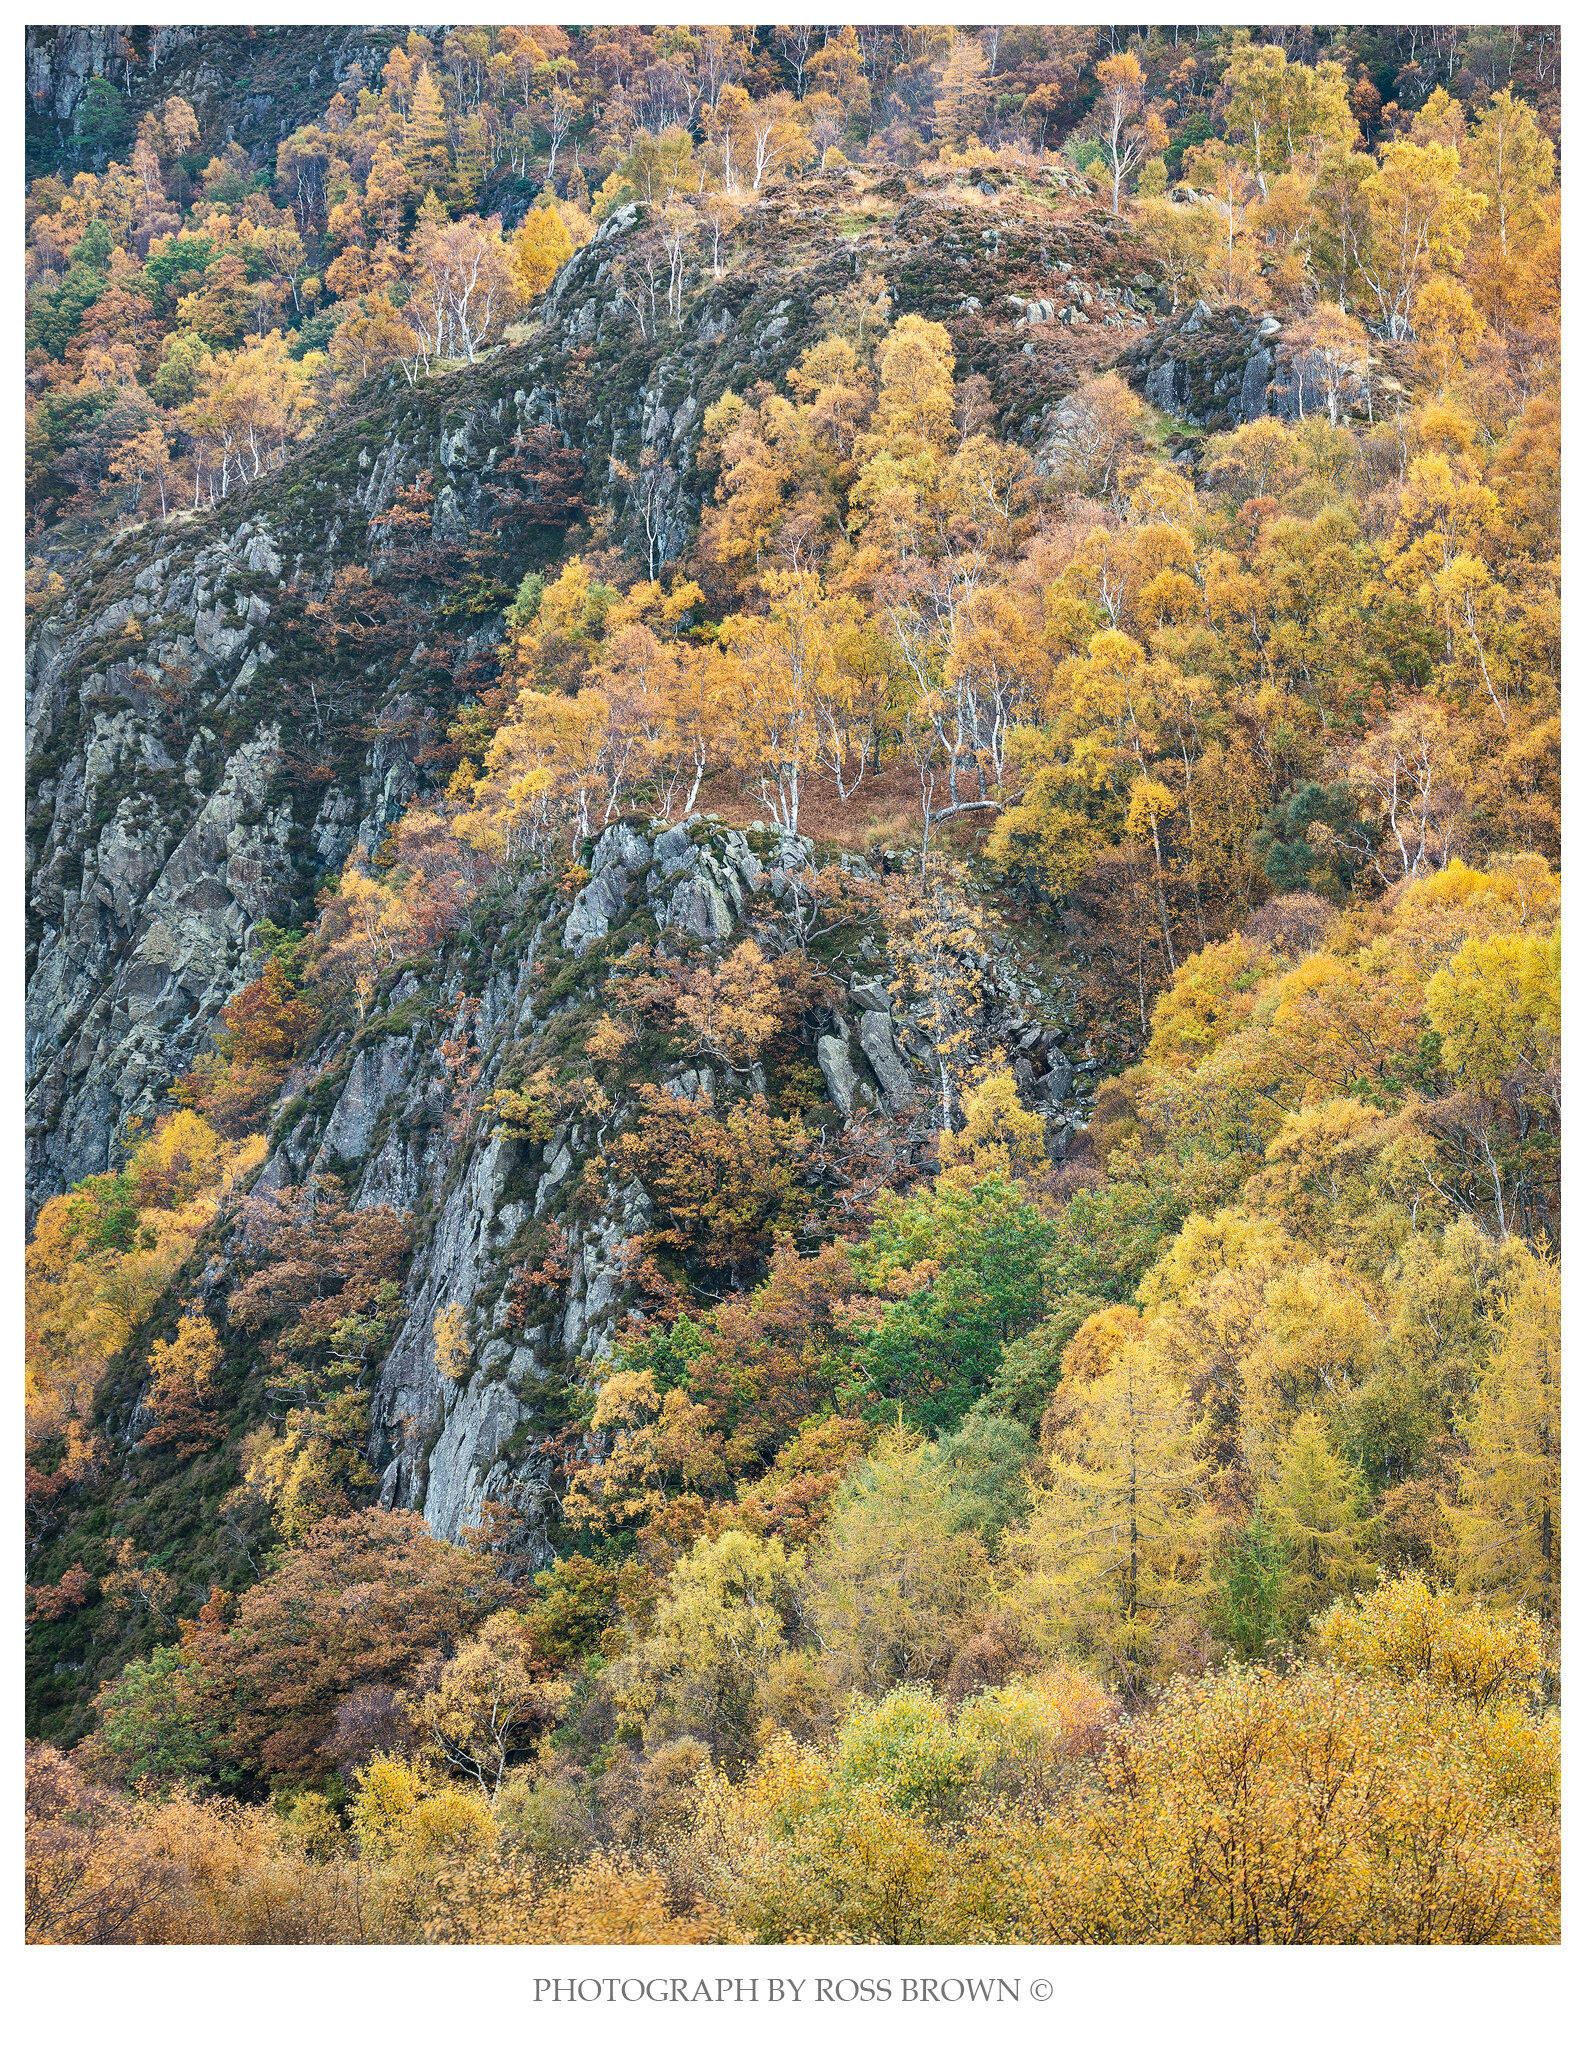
1008,1325,1209,1691
1450,1257,1560,1623
1260,1412,1372,1622
804,1429,993,1698
933,34,992,150
512,200,574,298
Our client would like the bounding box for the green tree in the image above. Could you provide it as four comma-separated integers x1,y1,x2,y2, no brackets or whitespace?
926,1411,1033,1550
1210,1511,1293,1660
85,1644,209,1787
616,1530,804,1762
1262,1414,1371,1622
26,218,114,356
1450,1258,1560,1623
73,77,132,162
856,1176,1055,1432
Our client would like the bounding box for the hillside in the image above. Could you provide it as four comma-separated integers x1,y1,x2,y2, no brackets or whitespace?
26,157,1127,1725
27,166,1167,1210
24,24,1560,1952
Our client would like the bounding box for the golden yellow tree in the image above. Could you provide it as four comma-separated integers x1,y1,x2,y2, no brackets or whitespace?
1358,139,1486,340
1449,1256,1560,1623
511,200,573,298
718,569,842,832
1093,51,1166,214
936,1057,1048,1187
1007,1325,1209,1689
412,1611,568,1795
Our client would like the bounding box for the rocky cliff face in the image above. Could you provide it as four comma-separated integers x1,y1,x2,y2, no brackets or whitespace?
26,345,595,1207
201,811,1093,1560
27,175,1140,1582
25,25,401,180
26,175,1160,1215
1117,299,1289,432
1118,296,1378,435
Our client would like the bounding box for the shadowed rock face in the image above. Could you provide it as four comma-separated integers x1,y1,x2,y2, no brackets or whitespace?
25,356,584,1209
1119,298,1377,435
816,1030,862,1116
25,25,401,183
1119,301,1283,431
26,706,295,1204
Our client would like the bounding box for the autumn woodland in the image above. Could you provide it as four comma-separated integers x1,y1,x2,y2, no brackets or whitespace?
23,24,1561,1947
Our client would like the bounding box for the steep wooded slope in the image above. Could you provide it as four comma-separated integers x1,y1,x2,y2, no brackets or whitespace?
26,176,1155,1740
26,170,1158,1209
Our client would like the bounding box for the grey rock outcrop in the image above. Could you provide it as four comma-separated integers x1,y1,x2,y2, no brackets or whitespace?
1122,299,1374,433
25,150,1159,1223
817,1030,860,1115
312,1039,413,1167
420,1377,543,1548
565,822,651,952
1121,302,1281,430
1039,1051,1074,1103
858,1009,918,1112
650,822,772,943
26,26,399,179
27,721,295,1201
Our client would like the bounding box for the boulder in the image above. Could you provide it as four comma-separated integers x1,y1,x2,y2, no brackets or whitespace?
1040,1053,1074,1104
564,821,650,953
817,1031,860,1114
859,1010,917,1111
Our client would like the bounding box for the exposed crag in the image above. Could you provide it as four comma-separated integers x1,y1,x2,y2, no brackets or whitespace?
26,174,1157,1212
243,811,1091,1555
